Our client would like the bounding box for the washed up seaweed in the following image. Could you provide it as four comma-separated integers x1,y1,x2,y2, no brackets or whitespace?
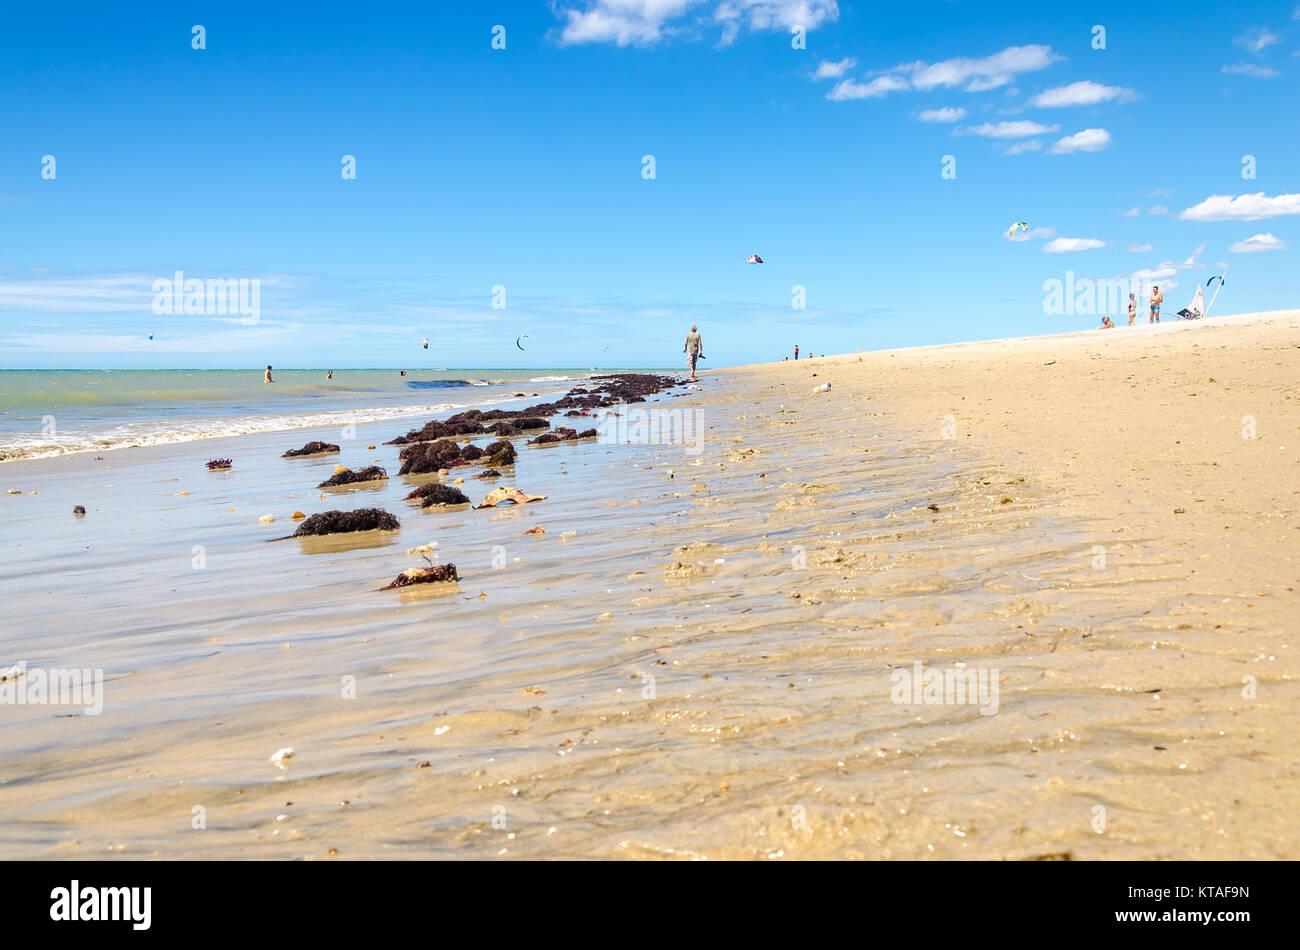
283,441,340,457
405,484,470,507
529,427,598,445
318,465,388,488
289,508,400,537
380,562,459,590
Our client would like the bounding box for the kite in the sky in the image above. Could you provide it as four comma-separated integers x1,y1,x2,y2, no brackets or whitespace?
516,334,531,351
422,338,429,349
1006,221,1030,238
1206,275,1225,290
747,254,763,264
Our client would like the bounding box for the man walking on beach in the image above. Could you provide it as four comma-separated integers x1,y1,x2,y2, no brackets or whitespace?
794,345,799,360
683,324,704,381
1150,285,1163,323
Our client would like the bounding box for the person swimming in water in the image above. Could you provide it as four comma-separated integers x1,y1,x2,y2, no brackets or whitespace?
683,324,704,381
326,369,333,380
264,365,273,383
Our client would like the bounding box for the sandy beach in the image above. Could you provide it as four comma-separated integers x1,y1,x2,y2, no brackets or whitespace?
1,311,1297,860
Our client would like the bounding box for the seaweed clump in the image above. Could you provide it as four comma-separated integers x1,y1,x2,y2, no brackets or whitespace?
398,439,469,475
380,563,459,590
386,417,486,446
483,440,516,466
406,484,470,507
529,427,598,445
206,458,232,470
318,465,388,488
283,441,340,457
387,376,681,449
292,508,400,536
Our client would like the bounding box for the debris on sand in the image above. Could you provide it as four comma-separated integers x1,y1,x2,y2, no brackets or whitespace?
291,511,306,520
282,441,341,457
206,458,232,470
397,439,463,475
407,484,470,508
397,438,513,475
318,465,388,488
259,513,275,524
73,505,86,516
290,508,400,537
663,541,724,578
380,562,459,590
405,542,437,558
483,440,517,467
528,427,598,445
386,417,487,446
270,747,295,767
523,525,546,535
812,382,831,394
474,487,547,509
392,376,681,446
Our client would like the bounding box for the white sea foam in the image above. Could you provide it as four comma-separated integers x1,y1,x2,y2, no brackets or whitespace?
0,401,468,463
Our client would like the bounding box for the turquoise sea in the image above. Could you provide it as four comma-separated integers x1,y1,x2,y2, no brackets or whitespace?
0,368,640,462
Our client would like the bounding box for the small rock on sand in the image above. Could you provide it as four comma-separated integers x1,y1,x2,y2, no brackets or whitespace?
259,514,275,524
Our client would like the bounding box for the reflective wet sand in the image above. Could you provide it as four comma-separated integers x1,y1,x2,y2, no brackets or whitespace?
2,314,1297,859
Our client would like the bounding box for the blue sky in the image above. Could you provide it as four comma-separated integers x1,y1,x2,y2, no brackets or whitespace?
1,0,1297,369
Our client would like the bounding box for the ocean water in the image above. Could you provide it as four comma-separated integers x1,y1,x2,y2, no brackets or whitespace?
0,369,635,462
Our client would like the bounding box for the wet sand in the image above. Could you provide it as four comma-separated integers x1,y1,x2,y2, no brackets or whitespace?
2,313,1298,859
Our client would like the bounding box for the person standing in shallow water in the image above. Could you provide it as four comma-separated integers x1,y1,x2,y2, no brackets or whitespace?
264,365,273,383
683,324,704,381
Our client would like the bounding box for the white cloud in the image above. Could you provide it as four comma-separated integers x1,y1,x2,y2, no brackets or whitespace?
917,106,966,122
822,44,1062,102
1132,266,1177,280
1048,128,1111,153
1005,140,1042,155
813,57,856,79
555,0,838,47
957,120,1059,138
1178,192,1300,221
1043,237,1108,253
1127,243,1155,252
1117,207,1140,218
1028,80,1135,107
1149,205,1169,216
1222,63,1280,77
1229,232,1290,253
556,0,700,46
901,44,1062,91
827,74,908,100
1235,27,1282,54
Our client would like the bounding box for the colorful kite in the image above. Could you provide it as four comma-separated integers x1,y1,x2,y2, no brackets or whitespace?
747,254,764,264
